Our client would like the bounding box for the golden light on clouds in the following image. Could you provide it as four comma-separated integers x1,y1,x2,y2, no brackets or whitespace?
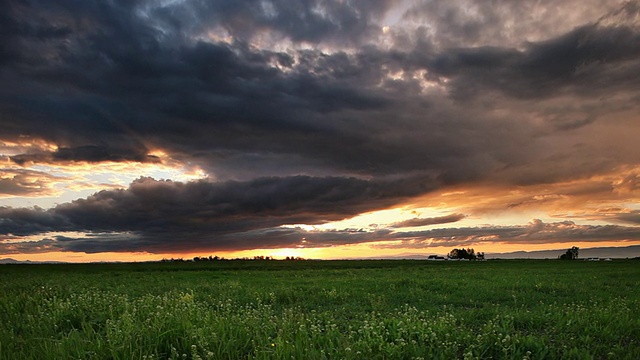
0,144,207,209
0,138,59,156
403,165,640,224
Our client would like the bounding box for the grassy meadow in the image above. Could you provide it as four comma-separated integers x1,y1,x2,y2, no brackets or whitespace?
1,260,639,359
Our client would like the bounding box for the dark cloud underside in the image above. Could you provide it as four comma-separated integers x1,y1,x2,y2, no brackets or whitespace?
0,175,435,252
390,213,466,228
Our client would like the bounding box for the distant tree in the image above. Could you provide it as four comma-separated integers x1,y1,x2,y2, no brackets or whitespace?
283,256,306,261
448,248,477,260
559,246,579,260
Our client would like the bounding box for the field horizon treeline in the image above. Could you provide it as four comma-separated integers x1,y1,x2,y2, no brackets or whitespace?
1,260,639,359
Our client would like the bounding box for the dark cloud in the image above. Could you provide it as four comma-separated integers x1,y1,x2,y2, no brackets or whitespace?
372,219,640,249
10,145,160,165
0,175,436,252
4,215,640,254
132,0,392,47
1,0,638,183
0,206,71,236
614,211,640,225
390,213,466,228
426,21,640,100
402,0,627,49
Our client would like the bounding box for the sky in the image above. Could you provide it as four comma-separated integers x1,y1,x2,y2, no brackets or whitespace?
1,0,640,262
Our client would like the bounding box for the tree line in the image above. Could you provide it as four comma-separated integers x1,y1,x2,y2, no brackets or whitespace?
161,255,308,262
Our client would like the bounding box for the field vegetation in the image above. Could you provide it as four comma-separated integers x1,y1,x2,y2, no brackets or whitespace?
1,260,639,359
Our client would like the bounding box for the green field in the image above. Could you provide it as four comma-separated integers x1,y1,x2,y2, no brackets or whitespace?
1,260,639,359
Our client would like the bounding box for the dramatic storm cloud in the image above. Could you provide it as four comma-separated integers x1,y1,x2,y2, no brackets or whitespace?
1,0,639,259
0,175,434,253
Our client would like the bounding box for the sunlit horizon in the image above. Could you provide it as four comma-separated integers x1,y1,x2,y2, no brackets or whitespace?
2,0,640,262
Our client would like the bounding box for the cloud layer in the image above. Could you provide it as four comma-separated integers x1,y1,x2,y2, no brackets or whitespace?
0,175,433,252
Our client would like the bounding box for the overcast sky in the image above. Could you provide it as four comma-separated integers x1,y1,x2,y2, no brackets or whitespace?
1,0,640,261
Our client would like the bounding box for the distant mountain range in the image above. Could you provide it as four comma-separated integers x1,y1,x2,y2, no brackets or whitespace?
485,245,640,259
0,258,64,264
353,245,640,260
0,258,22,264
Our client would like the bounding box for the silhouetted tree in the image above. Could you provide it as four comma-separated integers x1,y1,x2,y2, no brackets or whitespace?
448,248,477,260
559,246,579,260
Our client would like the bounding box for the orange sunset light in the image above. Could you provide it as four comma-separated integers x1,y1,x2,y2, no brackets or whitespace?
2,0,640,262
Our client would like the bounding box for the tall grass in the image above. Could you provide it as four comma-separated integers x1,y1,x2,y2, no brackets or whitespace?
1,260,638,359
